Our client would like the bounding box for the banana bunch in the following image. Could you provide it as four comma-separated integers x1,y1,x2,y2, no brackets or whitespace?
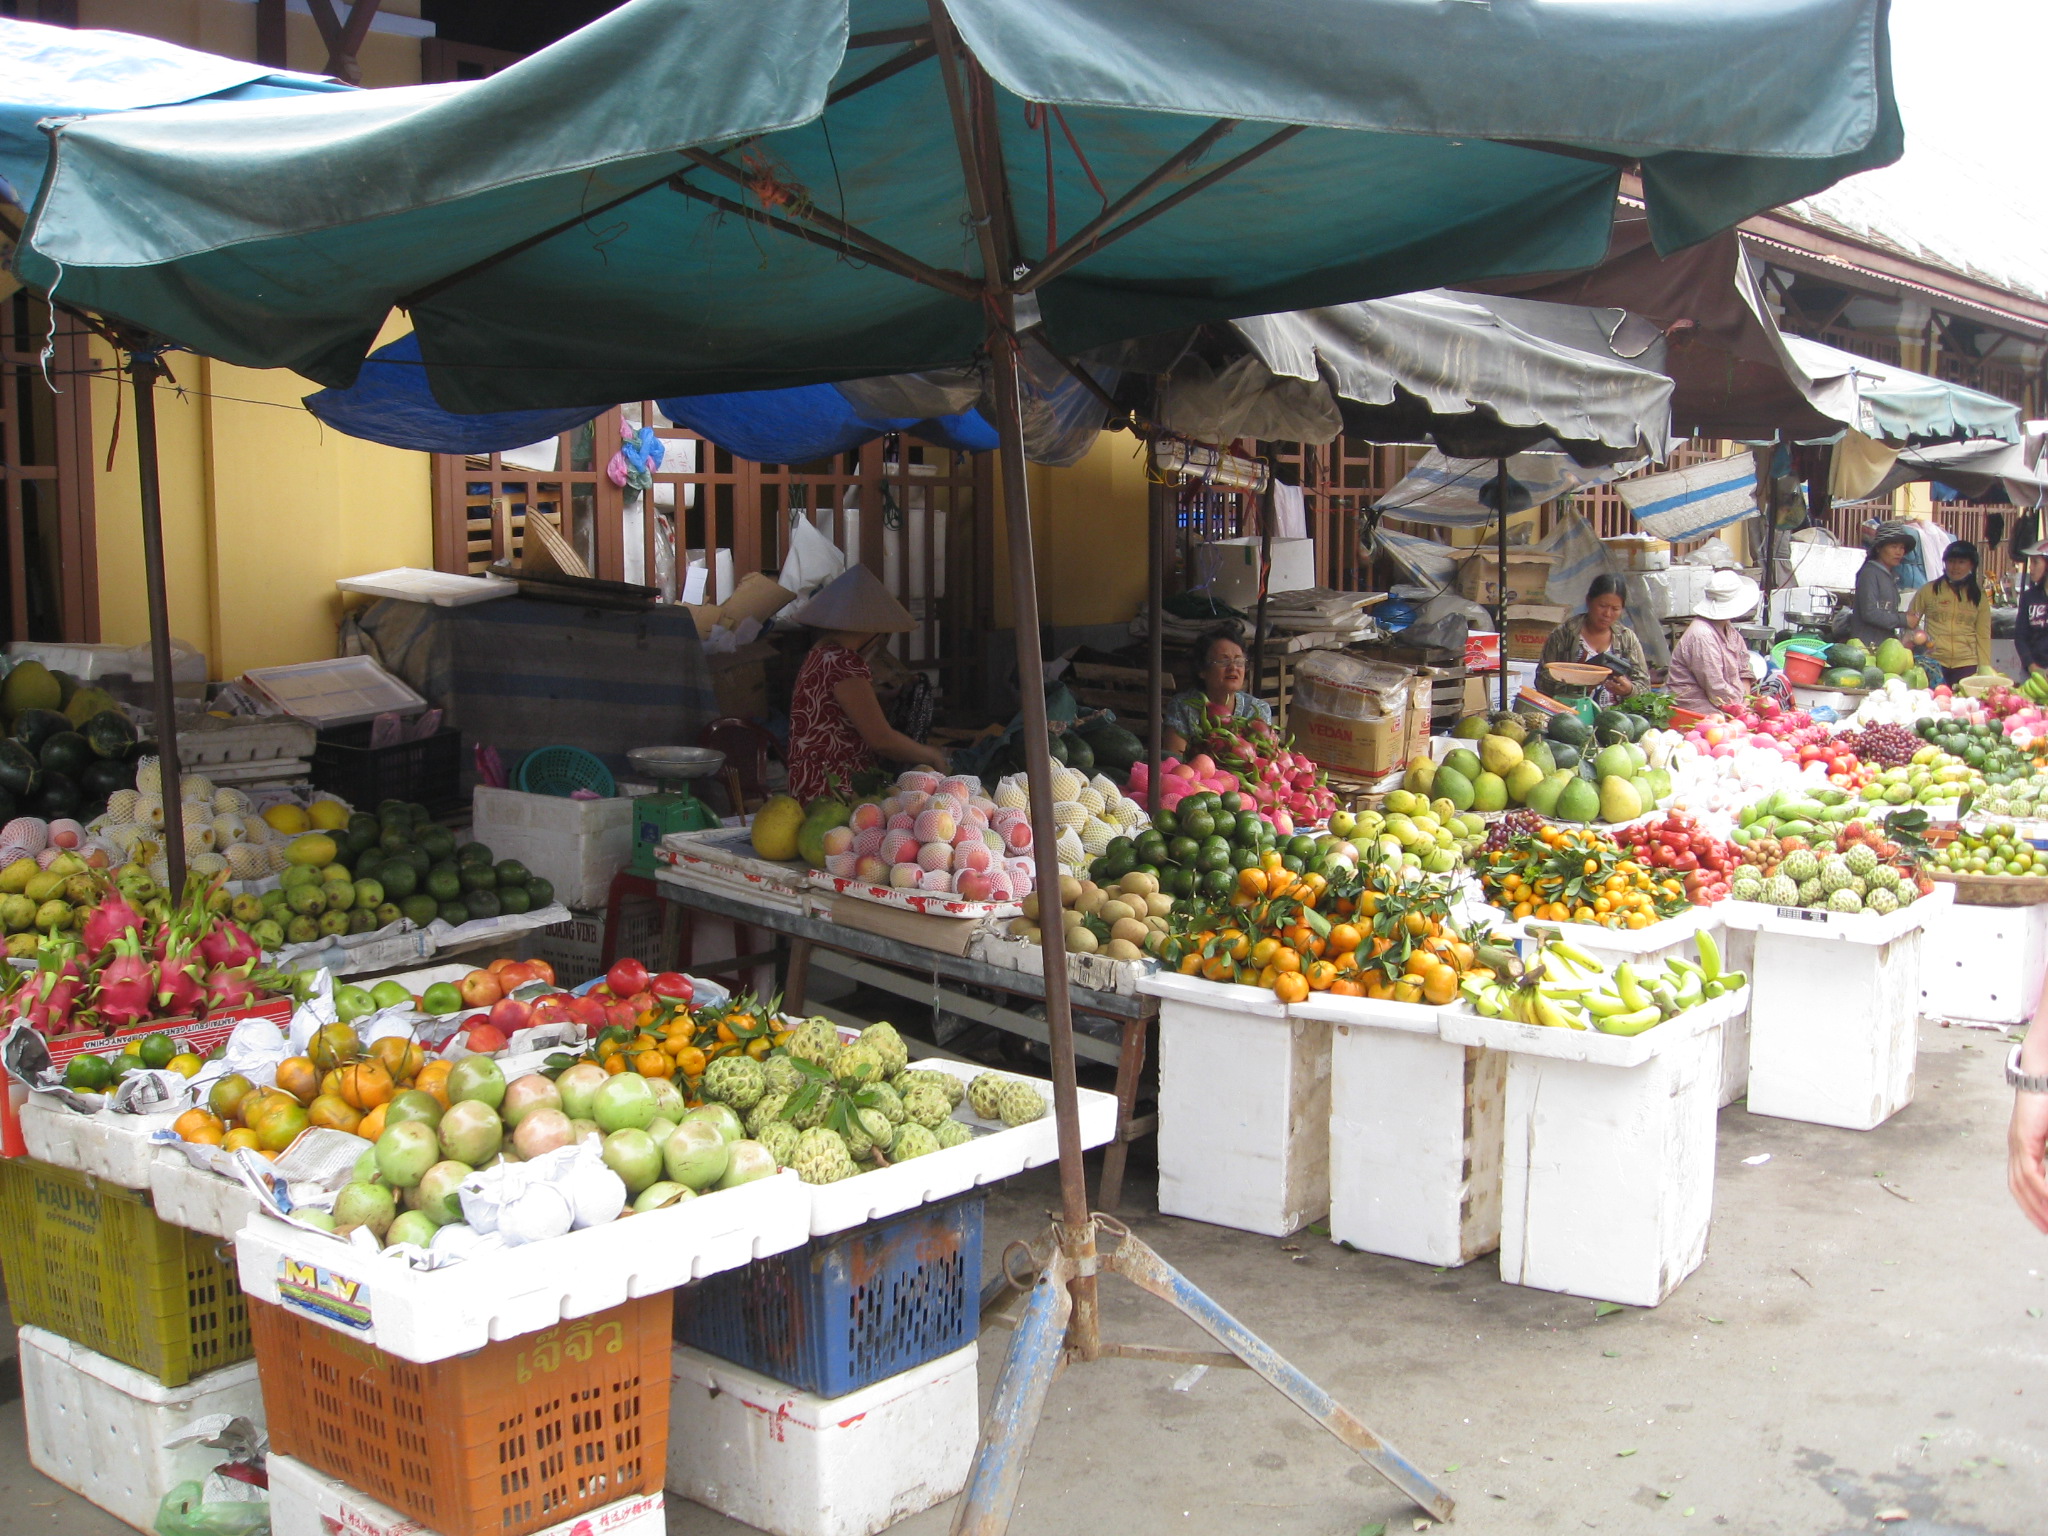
1460,928,1747,1035
2021,671,2048,706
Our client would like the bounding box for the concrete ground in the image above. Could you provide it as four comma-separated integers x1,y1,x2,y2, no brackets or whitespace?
8,1018,2046,1536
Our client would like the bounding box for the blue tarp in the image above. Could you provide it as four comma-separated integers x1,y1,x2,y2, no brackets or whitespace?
302,334,1002,459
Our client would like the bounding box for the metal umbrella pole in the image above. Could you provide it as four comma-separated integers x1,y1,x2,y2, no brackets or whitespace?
1495,457,1512,711
126,347,188,896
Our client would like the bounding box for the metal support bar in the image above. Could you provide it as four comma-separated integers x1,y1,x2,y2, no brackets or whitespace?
1103,1228,1455,1522
1094,1344,1250,1369
128,354,186,896
1495,457,1511,713
951,1251,1075,1536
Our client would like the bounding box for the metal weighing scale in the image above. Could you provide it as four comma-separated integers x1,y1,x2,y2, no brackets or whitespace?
625,745,725,874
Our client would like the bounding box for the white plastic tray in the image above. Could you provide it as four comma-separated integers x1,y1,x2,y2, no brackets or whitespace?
1437,986,1742,1068
19,1095,174,1190
803,1058,1117,1236
806,869,1021,920
241,655,426,727
336,566,518,608
234,1168,810,1362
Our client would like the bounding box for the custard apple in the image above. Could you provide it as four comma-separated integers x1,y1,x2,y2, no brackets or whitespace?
857,1107,894,1155
898,1067,965,1109
1818,857,1854,894
1849,875,1868,897
1865,886,1900,916
1796,877,1823,906
863,1082,906,1124
901,1081,951,1128
1845,843,1879,877
786,1018,841,1069
1826,888,1863,913
857,1021,909,1076
788,1082,837,1130
890,1123,940,1160
833,1041,885,1087
843,1111,875,1161
792,1127,857,1184
1730,875,1764,903
1893,882,1916,906
996,1078,1047,1127
762,1054,805,1096
1781,849,1819,883
701,1054,766,1110
1869,865,1902,891
967,1072,1008,1120
745,1092,789,1138
757,1120,800,1166
1761,875,1798,906
933,1118,974,1150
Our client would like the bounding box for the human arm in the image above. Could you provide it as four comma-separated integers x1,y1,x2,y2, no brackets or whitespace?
831,674,947,772
2010,985,2048,1233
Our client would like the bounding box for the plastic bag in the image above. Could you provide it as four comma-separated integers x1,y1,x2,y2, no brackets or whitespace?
1537,507,1617,612
154,1480,267,1536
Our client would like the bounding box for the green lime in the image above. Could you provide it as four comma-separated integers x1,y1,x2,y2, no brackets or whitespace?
1180,810,1215,840
1167,836,1199,867
136,1033,177,1071
1219,791,1246,816
1200,868,1234,899
62,1053,112,1092
110,1052,144,1079
1210,810,1237,840
1169,867,1198,899
1151,809,1177,836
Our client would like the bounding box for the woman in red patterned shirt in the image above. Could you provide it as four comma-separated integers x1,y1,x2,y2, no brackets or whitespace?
786,566,948,802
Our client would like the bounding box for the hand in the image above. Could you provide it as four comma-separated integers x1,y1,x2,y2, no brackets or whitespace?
1607,675,1634,698
925,746,951,774
2011,1087,2048,1234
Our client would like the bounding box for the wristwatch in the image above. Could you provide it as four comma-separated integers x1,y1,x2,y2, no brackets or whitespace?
2007,1045,2048,1094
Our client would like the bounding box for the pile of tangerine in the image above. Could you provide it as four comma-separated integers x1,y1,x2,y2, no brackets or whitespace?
1474,823,1690,929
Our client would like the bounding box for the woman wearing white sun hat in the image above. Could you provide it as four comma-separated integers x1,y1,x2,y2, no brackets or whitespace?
1666,568,1761,716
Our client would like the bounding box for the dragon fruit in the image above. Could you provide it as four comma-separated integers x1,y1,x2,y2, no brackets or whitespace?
93,933,159,1031
197,918,260,972
82,890,144,958
156,939,208,1019
202,961,260,1015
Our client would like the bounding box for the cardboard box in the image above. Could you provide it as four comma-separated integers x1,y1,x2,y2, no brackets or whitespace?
1604,534,1670,571
1403,676,1432,764
1504,603,1565,662
1461,675,1490,714
1293,704,1403,775
1456,548,1556,607
1194,536,1316,609
1465,631,1501,672
708,639,776,720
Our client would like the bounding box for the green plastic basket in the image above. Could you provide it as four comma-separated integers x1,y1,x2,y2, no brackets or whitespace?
0,1157,251,1386
515,744,617,798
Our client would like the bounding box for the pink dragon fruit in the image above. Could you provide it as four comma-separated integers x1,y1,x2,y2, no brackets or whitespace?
197,918,260,972
82,890,144,958
93,933,158,1032
157,940,208,1019
202,962,260,1015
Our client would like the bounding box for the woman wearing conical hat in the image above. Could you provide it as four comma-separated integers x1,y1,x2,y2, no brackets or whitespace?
786,566,948,802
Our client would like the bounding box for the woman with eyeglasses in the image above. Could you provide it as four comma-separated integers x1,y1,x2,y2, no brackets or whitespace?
1162,625,1273,758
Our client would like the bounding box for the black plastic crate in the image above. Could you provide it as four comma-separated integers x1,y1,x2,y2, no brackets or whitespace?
310,725,462,816
673,1192,981,1398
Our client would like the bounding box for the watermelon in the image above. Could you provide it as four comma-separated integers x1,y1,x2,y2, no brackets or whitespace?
1546,712,1592,749
1825,640,1869,671
1080,723,1144,772
1594,708,1644,745
1821,667,1866,689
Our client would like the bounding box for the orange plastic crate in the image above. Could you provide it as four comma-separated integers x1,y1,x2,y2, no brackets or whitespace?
248,1293,669,1536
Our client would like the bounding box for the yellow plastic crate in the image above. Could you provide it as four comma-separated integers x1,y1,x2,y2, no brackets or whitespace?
0,1157,250,1386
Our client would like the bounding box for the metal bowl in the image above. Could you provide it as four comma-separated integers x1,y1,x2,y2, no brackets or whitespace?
627,745,727,781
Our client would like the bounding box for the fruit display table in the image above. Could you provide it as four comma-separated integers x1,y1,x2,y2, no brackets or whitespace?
650,870,1158,1208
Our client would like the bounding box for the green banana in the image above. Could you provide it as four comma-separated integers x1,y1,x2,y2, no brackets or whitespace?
1615,961,1649,1012
1597,1004,1664,1036
1694,928,1722,981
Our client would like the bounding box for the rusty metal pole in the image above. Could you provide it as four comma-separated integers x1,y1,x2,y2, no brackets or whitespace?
129,352,187,895
1146,480,1165,812
1495,457,1512,712
987,332,1099,1343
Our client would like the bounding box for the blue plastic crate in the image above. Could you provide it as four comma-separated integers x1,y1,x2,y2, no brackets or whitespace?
673,1192,982,1398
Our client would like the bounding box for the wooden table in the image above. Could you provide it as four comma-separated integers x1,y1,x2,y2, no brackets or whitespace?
652,870,1157,1210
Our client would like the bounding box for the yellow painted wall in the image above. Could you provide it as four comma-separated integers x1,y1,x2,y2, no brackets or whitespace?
71,2,437,676
992,431,1154,630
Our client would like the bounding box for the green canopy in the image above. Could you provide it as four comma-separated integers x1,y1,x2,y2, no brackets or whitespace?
19,0,1898,409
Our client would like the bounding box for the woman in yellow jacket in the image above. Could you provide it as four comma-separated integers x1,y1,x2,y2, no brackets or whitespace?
1907,540,1992,685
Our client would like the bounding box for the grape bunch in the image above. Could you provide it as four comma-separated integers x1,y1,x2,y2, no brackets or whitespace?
1483,810,1546,852
1835,722,1920,767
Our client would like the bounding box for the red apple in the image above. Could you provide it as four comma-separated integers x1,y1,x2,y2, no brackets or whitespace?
461,1023,509,1053
489,997,533,1036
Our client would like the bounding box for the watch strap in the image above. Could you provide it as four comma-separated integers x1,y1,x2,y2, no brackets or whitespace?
2008,1045,2048,1094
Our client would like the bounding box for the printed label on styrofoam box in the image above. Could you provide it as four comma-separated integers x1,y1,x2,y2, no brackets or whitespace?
277,1258,373,1331
315,1488,663,1536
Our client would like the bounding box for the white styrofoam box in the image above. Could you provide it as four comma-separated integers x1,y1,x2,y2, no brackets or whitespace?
1141,970,1330,1237
234,1168,809,1362
803,1057,1116,1236
1452,993,1734,1307
669,1342,976,1536
471,785,636,910
268,1453,663,1536
1920,896,2048,1025
1716,926,1756,1107
1499,906,1711,971
1717,878,1952,941
19,1094,174,1189
148,1153,262,1241
1747,926,1921,1130
18,1326,265,1535
1195,536,1316,609
1301,992,1503,1268
335,566,518,607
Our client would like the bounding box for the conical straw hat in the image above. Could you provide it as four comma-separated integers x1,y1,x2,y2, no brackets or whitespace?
797,565,914,633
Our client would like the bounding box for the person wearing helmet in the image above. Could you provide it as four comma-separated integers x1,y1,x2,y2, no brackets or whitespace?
1907,539,1992,685
2016,540,2048,683
1839,522,1928,652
